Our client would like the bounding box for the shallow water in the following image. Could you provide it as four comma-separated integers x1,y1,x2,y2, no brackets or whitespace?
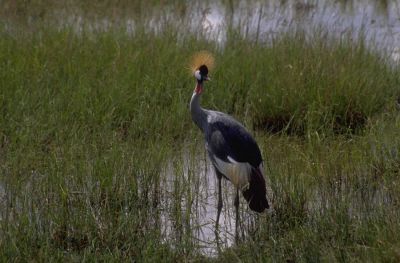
27,0,400,62
157,141,275,255
0,145,394,257
1,0,399,257
194,0,400,61
160,150,245,256
158,143,394,256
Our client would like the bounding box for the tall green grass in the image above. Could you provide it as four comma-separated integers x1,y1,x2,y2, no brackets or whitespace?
1,1,400,261
220,113,400,262
214,33,399,135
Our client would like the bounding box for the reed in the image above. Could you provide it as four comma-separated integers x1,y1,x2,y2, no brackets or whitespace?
1,1,400,261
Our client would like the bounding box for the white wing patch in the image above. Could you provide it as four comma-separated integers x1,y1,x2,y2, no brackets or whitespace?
227,156,238,164
213,155,252,190
207,114,214,124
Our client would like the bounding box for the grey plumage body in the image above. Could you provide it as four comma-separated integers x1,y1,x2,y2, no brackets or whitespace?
190,83,269,217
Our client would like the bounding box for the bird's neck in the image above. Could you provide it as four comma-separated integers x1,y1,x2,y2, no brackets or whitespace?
190,82,208,132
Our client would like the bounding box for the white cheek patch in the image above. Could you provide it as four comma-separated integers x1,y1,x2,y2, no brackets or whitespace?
214,155,251,189
194,70,201,81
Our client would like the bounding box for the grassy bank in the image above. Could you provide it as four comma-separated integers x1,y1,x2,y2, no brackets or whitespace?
1,2,400,261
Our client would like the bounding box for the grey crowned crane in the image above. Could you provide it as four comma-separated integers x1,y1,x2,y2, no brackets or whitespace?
189,53,270,234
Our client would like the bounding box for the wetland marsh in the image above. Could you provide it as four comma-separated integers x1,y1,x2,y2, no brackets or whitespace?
1,0,400,261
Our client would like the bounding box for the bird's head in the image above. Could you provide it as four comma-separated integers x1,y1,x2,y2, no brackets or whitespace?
194,64,210,83
190,51,214,94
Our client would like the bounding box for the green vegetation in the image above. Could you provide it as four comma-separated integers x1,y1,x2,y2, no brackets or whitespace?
1,1,400,262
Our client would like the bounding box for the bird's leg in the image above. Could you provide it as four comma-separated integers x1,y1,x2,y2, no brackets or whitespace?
234,187,240,243
214,173,223,247
215,174,223,231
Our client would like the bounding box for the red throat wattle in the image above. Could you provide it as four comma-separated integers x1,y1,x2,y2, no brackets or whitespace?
195,83,203,94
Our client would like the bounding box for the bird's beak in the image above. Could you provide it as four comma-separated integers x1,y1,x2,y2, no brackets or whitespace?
205,76,211,81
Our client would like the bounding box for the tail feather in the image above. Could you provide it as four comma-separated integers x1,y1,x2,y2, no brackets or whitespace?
242,167,269,213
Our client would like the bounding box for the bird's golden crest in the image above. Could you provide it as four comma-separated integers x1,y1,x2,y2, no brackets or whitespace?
189,51,215,75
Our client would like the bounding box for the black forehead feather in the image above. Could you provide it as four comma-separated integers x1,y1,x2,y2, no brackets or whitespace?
198,65,208,76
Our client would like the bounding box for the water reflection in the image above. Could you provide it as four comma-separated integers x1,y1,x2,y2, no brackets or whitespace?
213,0,400,61
3,1,400,61
161,148,264,256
